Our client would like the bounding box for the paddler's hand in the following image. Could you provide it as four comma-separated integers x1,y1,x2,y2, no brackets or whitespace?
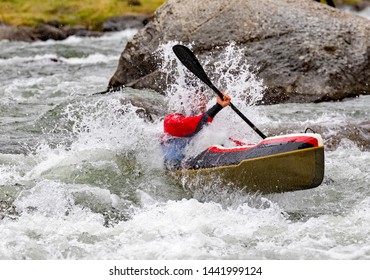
217,92,231,107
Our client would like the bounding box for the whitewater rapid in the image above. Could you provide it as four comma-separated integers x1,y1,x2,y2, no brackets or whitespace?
0,27,369,260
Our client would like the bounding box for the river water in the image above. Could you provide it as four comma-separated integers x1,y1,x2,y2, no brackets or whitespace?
0,25,369,260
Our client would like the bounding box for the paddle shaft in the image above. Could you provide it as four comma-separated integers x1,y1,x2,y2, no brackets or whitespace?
208,83,267,139
173,44,267,139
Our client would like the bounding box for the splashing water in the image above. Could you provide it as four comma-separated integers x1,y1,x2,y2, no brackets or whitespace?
159,41,265,110
0,30,370,260
158,41,267,153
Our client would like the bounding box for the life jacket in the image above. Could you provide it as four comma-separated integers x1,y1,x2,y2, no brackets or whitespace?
161,104,223,169
163,113,213,137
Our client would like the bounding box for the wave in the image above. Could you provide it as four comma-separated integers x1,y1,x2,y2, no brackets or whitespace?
30,29,139,45
0,53,118,66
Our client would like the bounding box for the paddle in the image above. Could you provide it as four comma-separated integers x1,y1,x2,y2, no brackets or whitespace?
172,44,267,139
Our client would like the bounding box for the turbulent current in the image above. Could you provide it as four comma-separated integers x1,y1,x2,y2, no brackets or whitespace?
0,27,369,260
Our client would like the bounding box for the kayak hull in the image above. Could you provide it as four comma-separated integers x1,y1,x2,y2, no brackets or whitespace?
176,133,325,194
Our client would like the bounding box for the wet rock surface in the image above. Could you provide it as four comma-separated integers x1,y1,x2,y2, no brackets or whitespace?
108,0,370,104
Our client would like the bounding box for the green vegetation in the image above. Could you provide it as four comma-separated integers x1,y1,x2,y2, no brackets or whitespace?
336,0,361,3
0,0,166,29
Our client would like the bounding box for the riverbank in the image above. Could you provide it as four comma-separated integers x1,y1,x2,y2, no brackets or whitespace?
0,0,165,41
0,15,152,41
0,0,165,29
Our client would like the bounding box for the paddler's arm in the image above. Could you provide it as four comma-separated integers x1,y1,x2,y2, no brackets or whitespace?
216,92,231,108
191,92,231,135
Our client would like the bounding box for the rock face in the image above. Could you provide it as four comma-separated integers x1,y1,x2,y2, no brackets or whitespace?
108,0,370,104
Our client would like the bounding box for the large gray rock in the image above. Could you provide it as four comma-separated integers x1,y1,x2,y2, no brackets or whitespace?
108,0,370,104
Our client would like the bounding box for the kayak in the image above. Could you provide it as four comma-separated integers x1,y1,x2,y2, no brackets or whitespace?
177,133,325,194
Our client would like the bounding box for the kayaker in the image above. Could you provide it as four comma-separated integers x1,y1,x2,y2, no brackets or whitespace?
161,92,231,169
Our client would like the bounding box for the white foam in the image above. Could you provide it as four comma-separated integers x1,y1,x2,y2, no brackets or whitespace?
60,53,118,65
1,27,370,260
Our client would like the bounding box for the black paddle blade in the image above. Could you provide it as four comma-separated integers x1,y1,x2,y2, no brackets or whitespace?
172,45,214,90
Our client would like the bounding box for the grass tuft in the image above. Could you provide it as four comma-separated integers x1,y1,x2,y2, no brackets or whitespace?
0,0,166,29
